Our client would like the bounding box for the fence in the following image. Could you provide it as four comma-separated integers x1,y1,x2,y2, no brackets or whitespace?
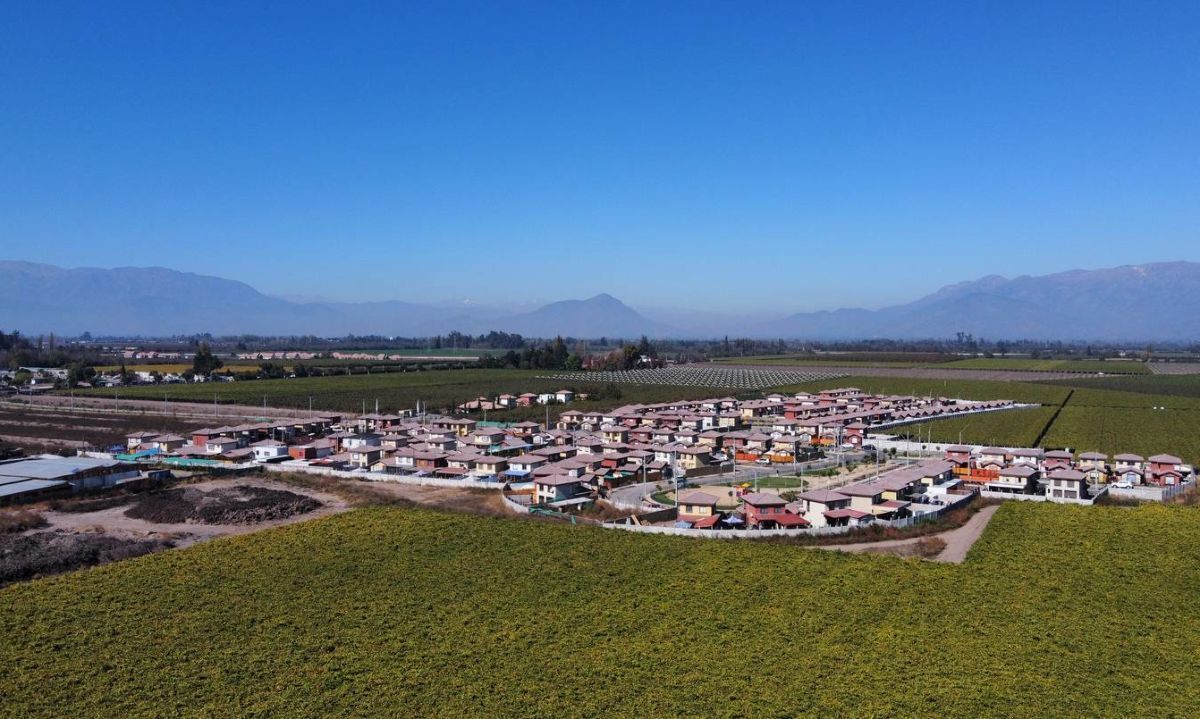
1108,480,1194,503
602,489,975,539
262,462,502,490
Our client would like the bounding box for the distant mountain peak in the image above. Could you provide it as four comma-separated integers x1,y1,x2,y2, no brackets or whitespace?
3,260,1199,340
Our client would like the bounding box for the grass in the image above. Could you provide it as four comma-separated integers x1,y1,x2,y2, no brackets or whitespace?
715,475,810,489
2,502,1200,717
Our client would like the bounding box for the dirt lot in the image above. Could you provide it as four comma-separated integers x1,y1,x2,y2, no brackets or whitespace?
0,477,348,585
35,477,349,548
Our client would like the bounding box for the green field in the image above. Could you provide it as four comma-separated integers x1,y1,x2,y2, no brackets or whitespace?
715,355,935,368
938,358,1149,374
3,503,1199,717
782,375,1074,405
1041,407,1200,463
893,406,1059,448
75,368,734,417
1044,374,1200,399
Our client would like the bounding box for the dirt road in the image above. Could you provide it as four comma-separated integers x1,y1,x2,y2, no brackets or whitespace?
816,504,1000,563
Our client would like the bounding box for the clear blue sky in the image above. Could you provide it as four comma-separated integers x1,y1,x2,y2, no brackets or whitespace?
2,1,1197,312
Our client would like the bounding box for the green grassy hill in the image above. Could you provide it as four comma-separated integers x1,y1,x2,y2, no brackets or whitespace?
3,503,1199,718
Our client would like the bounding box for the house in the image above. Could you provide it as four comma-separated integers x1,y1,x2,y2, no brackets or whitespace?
1011,448,1044,468
677,490,720,520
672,444,705,472
945,444,974,467
250,439,289,462
554,389,575,403
506,454,547,478
742,492,808,529
987,465,1039,494
126,431,160,451
843,422,867,448
534,474,585,505
602,425,629,444
446,452,480,471
151,434,187,453
1113,454,1146,485
1147,454,1188,485
837,482,886,513
1077,451,1109,483
978,447,1011,471
821,507,873,527
794,489,852,528
468,428,506,450
473,456,508,478
289,439,334,460
1043,450,1074,471
413,451,448,472
342,433,382,451
204,436,240,455
348,445,384,468
1043,468,1087,500
516,393,538,407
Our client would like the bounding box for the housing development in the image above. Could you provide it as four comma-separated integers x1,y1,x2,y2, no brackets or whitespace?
5,385,1189,540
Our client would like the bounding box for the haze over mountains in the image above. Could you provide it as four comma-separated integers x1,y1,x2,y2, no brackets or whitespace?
2,260,1198,341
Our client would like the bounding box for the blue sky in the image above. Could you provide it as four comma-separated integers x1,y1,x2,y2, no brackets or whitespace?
2,1,1198,312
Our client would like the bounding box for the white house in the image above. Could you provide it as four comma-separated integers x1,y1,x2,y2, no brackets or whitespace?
250,439,289,462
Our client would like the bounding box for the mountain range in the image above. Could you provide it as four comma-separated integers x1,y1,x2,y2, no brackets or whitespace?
1,260,1198,341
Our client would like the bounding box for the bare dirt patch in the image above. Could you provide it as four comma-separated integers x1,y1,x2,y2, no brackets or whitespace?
0,530,173,585
124,485,322,525
35,477,349,549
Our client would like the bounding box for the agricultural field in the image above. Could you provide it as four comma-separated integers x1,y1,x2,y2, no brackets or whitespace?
891,406,1059,449
713,352,946,368
0,402,210,452
2,502,1199,717
1043,374,1200,401
72,368,739,418
938,358,1149,374
1041,407,1200,466
540,366,847,390
1066,386,1200,411
780,375,1073,406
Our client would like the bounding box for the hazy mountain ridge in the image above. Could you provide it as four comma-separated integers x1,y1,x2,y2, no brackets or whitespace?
2,260,1198,340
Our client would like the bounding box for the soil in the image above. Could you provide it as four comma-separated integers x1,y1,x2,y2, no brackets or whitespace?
124,485,321,525
0,530,174,585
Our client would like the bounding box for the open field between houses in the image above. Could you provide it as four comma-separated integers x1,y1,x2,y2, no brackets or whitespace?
2,502,1200,717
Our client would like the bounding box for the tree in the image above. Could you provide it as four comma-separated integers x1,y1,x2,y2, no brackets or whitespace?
192,342,223,376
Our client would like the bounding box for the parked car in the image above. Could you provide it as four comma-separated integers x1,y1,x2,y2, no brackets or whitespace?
1113,481,1134,489
754,457,771,465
